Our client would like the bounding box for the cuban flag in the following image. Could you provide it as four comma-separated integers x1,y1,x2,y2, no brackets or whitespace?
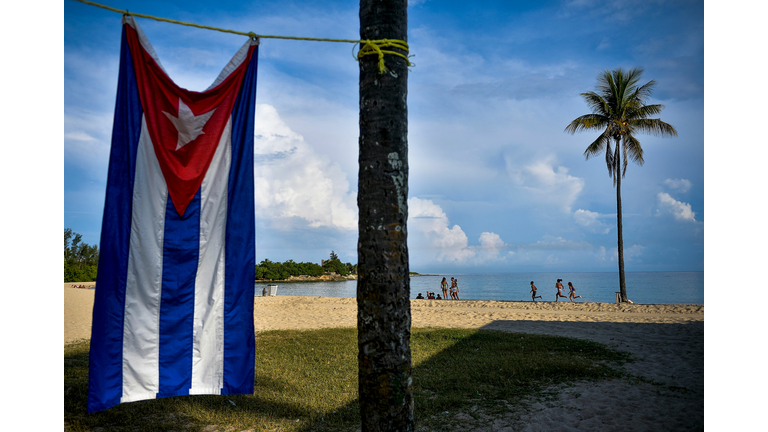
88,16,258,413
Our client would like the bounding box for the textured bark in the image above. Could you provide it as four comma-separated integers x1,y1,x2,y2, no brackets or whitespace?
357,0,413,431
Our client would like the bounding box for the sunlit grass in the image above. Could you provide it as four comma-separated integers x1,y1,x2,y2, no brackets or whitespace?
65,328,631,431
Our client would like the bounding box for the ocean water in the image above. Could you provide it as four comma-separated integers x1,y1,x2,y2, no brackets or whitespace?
258,271,704,305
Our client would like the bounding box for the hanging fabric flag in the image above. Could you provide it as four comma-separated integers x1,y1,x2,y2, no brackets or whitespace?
88,15,259,413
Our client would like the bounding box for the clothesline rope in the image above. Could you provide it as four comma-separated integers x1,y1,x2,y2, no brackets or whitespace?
72,0,412,73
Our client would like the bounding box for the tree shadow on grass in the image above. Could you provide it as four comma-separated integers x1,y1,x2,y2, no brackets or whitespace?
65,325,639,431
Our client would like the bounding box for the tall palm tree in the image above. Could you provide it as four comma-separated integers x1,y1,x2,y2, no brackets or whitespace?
565,68,677,302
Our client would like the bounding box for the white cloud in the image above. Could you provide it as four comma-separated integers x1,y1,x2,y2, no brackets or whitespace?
408,197,475,262
475,232,511,261
663,178,692,193
479,231,505,251
508,157,584,212
64,110,114,174
407,198,514,265
64,131,97,141
573,209,611,234
656,192,696,222
253,104,357,231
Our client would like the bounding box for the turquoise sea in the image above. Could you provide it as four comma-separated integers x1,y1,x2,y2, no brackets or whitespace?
258,271,704,305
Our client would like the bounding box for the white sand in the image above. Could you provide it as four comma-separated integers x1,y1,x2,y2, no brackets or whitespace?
65,287,703,431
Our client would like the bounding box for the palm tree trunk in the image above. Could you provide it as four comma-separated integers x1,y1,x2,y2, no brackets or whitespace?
615,146,627,302
357,1,413,431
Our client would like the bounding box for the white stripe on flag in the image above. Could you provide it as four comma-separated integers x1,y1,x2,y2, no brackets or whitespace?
190,118,232,394
122,116,167,403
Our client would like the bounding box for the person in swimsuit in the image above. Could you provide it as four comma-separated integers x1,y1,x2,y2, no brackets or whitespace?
568,282,582,302
530,281,542,301
441,277,449,300
555,279,568,302
453,279,460,300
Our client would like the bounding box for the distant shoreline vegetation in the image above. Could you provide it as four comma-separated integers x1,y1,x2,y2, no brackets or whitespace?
255,251,357,281
254,252,435,282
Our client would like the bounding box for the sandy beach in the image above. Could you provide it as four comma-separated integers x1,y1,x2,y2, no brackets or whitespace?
65,286,703,431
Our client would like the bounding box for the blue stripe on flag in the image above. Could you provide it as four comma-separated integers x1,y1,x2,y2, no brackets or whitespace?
88,27,143,413
157,190,201,398
223,46,258,394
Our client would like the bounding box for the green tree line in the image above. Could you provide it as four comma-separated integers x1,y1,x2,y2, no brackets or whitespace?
64,228,354,283
256,251,357,280
65,228,99,282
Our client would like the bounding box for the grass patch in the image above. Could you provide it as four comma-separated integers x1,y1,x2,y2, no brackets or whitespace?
65,328,631,431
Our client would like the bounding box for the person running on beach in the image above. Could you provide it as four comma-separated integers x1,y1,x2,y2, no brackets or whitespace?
555,279,568,302
568,282,582,302
441,277,449,300
530,281,542,301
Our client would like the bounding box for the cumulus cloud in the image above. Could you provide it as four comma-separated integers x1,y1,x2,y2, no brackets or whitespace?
407,197,514,265
508,158,584,212
253,104,357,231
479,231,505,251
475,232,511,261
663,178,692,193
656,192,696,222
408,197,475,262
573,209,611,234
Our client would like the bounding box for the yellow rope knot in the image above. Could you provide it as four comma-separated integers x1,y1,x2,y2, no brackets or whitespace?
357,39,412,74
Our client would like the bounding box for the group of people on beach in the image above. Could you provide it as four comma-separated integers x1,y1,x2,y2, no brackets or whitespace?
530,279,582,302
441,277,460,299
416,276,460,300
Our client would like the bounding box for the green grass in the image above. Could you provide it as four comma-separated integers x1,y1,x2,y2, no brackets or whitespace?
65,328,632,431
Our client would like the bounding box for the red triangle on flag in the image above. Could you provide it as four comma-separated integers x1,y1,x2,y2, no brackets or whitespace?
124,24,255,216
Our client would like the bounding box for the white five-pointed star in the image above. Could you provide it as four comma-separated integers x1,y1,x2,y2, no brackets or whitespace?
163,99,216,150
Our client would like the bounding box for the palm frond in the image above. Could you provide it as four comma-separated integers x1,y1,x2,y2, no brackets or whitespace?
623,68,644,91
580,91,611,116
565,114,609,134
605,139,614,179
624,134,644,167
583,131,611,160
631,118,678,137
622,137,630,177
629,103,664,119
631,79,657,105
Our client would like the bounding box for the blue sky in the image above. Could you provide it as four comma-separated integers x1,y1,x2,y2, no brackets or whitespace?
64,0,704,273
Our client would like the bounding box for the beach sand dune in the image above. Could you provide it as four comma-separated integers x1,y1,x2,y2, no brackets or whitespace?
65,287,703,431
